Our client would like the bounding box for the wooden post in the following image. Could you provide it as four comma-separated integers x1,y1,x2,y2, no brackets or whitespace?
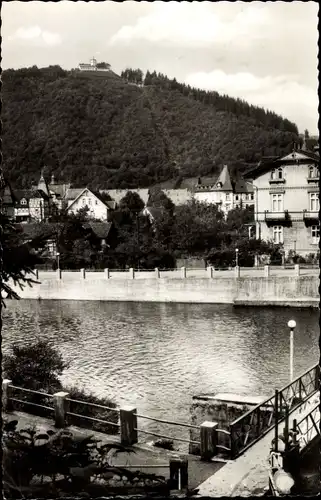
234,266,240,278
155,268,160,278
294,264,300,276
119,406,138,445
264,265,270,278
181,267,186,279
169,456,188,490
35,269,39,280
104,268,110,279
129,268,135,279
2,379,13,412
200,421,218,460
53,391,70,428
207,266,214,278
274,390,279,452
80,268,86,279
57,268,62,280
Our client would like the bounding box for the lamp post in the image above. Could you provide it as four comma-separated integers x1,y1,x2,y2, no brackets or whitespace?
287,320,296,382
56,252,60,270
235,248,239,267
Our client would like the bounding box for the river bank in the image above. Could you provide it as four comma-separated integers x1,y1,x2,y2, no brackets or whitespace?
7,271,319,308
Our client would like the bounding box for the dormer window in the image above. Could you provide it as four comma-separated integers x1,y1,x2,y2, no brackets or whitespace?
277,167,283,179
270,167,285,184
216,182,222,188
21,198,27,205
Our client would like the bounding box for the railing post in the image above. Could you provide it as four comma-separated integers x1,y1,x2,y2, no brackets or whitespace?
169,456,188,491
234,266,240,278
57,268,62,280
80,268,86,279
104,268,110,279
314,365,320,391
207,266,214,278
264,265,270,278
2,379,13,412
200,421,218,460
119,406,138,445
181,266,186,279
283,406,290,450
53,391,70,428
155,267,160,279
35,269,39,280
129,268,135,279
294,264,300,276
274,390,279,452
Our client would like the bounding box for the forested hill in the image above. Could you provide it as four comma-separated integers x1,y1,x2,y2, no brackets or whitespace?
2,65,299,189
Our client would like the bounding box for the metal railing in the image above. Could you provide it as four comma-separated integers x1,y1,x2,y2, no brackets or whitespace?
229,364,319,458
295,403,320,451
8,385,55,414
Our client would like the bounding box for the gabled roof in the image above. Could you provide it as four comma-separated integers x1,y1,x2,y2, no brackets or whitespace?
37,170,50,197
245,148,320,180
67,187,110,209
65,188,84,200
0,179,16,205
215,165,233,191
49,183,70,198
83,221,113,239
233,179,254,194
14,189,33,202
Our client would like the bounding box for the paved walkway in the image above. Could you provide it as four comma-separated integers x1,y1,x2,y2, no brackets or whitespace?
3,410,223,491
196,392,320,497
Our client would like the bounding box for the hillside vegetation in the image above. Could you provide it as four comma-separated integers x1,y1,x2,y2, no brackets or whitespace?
2,65,299,189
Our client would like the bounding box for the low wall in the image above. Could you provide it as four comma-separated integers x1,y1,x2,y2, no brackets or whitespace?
5,271,319,307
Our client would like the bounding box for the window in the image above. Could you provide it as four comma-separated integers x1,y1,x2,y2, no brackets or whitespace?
277,167,283,179
95,200,98,205
271,193,283,212
311,225,320,244
82,198,86,205
273,226,283,244
309,166,315,178
88,198,92,205
250,193,254,201
309,193,319,211
226,193,231,201
271,169,276,180
235,195,239,201
308,165,319,178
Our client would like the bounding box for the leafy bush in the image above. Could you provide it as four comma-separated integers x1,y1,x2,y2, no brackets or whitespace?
3,419,168,498
65,386,119,435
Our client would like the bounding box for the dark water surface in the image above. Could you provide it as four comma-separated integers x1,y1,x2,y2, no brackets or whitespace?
2,300,319,438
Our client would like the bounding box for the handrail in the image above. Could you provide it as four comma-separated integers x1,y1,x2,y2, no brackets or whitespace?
134,427,200,445
10,385,54,398
134,413,199,429
66,411,120,427
66,397,119,412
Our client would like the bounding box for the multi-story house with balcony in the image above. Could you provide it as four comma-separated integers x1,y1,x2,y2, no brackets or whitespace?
245,146,320,257
194,164,255,215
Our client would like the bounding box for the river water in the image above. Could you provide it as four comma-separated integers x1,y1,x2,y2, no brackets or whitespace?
2,300,319,443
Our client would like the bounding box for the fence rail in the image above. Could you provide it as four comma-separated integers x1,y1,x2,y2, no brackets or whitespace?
229,364,319,458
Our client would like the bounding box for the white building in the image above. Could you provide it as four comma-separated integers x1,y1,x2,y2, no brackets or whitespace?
66,187,114,221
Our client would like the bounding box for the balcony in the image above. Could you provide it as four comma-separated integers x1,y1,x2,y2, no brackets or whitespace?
303,209,319,225
307,175,320,183
269,178,286,185
264,210,291,225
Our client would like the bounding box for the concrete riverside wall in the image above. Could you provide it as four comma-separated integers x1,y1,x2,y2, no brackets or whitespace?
6,271,319,307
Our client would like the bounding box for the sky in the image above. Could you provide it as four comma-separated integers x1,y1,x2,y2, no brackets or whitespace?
2,1,319,134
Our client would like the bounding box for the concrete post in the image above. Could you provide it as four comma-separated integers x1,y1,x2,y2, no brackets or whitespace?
129,268,135,279
169,456,188,490
2,379,13,412
207,266,214,278
57,269,62,280
119,406,138,445
155,268,160,278
234,266,240,278
53,391,70,428
200,421,218,460
294,264,300,276
80,268,86,279
254,255,259,267
181,267,186,279
104,268,110,279
264,265,270,278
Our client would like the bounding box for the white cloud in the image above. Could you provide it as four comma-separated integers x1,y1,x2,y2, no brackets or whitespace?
8,25,62,46
185,70,318,133
110,1,270,47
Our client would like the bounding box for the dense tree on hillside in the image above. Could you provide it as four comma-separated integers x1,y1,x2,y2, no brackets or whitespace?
2,66,299,189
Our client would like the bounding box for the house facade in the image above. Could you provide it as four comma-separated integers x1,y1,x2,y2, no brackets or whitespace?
245,147,320,257
194,165,254,215
66,188,112,221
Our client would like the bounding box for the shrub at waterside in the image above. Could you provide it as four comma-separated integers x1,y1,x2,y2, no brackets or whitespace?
3,341,118,435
